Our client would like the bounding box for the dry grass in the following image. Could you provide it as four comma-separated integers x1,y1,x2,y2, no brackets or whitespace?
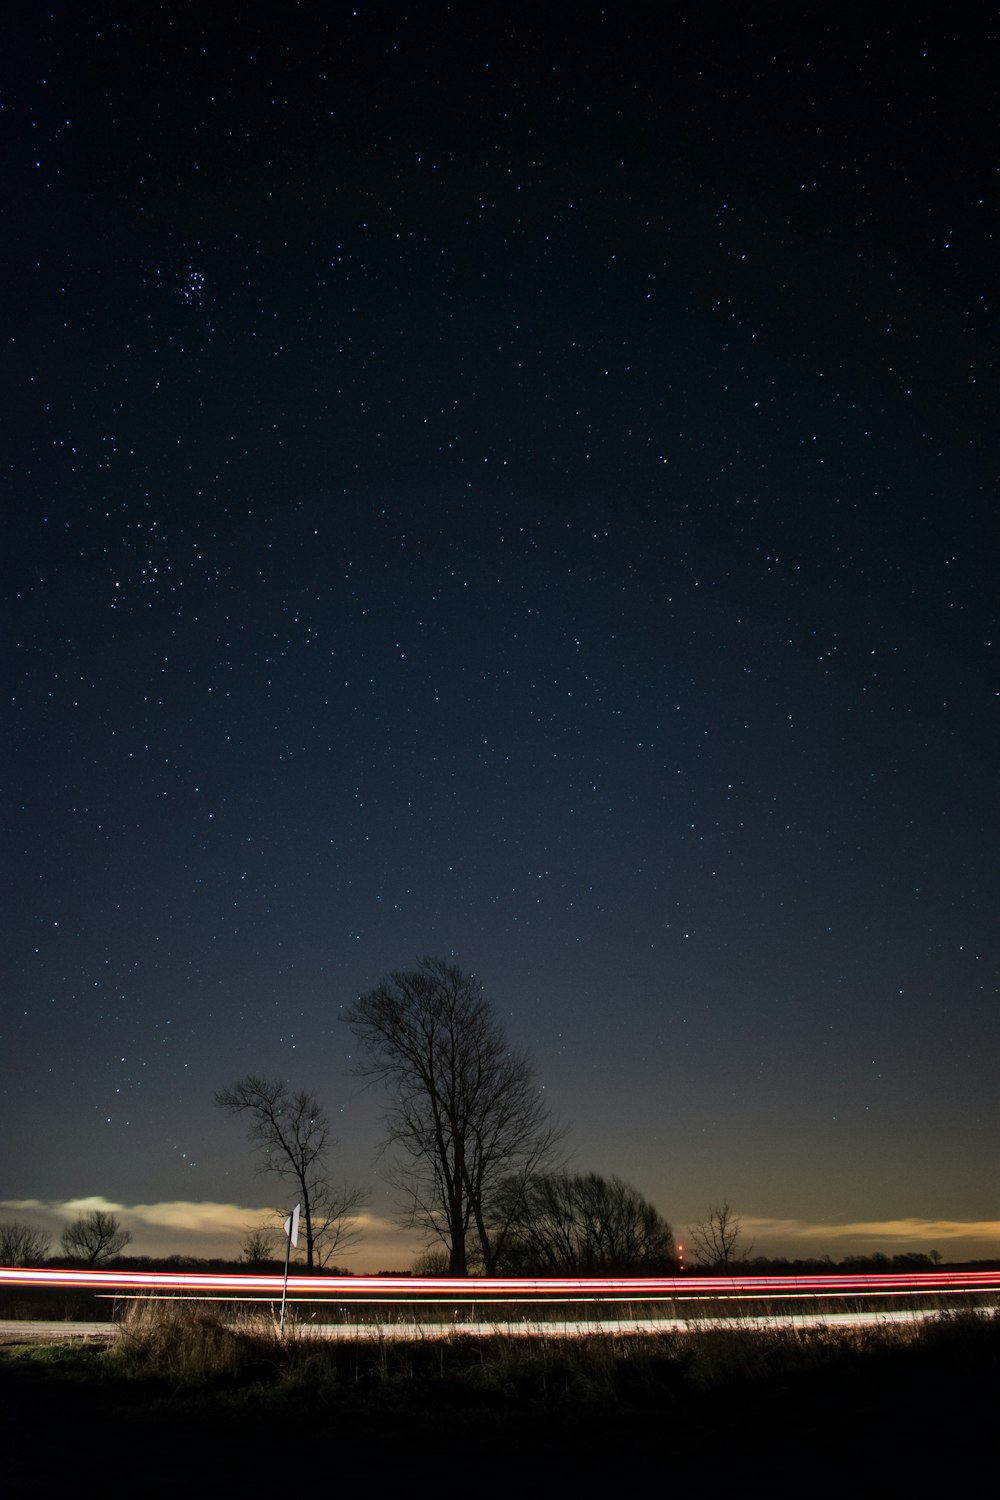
112,1301,287,1385
103,1297,997,1403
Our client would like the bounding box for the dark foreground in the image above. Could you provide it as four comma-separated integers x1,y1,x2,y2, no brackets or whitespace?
3,1314,996,1487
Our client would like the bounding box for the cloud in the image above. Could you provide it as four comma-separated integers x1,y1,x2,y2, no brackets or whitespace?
129,1201,270,1234
0,1197,404,1263
721,1216,1000,1254
1,1195,266,1236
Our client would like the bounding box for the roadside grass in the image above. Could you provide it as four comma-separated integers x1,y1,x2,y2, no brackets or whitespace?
0,1338,109,1374
4,1301,996,1416
7,1298,984,1400
111,1300,286,1387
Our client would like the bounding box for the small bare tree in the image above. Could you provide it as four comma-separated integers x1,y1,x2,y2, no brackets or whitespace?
239,1225,279,1266
0,1220,51,1266
61,1210,132,1264
215,1076,366,1269
411,1245,451,1276
690,1201,752,1269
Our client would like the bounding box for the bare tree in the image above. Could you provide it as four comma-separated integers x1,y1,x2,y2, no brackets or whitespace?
411,1245,451,1276
61,1210,132,1264
239,1225,279,1266
214,1076,366,1269
0,1219,51,1266
344,957,563,1275
689,1201,752,1269
493,1172,676,1274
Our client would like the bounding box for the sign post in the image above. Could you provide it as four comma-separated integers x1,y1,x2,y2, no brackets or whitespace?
280,1203,300,1334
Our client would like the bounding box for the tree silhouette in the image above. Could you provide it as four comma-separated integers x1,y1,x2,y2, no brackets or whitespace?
690,1201,752,1268
0,1220,51,1266
345,957,562,1274
215,1076,365,1268
61,1210,132,1264
493,1172,676,1274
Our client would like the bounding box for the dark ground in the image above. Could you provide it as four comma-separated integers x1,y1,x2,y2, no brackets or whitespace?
3,1318,996,1487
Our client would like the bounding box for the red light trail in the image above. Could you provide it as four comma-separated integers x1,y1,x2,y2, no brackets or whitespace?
2,1267,998,1300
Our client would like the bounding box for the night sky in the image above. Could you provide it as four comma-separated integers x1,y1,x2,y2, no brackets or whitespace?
4,4,997,1267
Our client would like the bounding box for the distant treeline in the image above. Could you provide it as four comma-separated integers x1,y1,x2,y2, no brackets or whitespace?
690,1252,999,1274
6,1251,998,1278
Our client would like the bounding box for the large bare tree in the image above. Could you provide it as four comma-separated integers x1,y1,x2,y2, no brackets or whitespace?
345,958,562,1275
214,1076,366,1269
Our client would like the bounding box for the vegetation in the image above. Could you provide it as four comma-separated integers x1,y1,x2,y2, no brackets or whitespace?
9,1297,993,1399
214,1076,366,1268
61,1210,132,1264
4,1302,997,1476
492,1171,676,1273
239,1226,279,1267
345,957,563,1274
689,1201,751,1268
0,1219,51,1266
99,1299,984,1391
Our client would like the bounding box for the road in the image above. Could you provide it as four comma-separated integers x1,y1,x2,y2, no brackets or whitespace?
2,1264,997,1342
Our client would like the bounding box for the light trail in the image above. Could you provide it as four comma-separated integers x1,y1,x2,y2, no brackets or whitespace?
3,1266,998,1301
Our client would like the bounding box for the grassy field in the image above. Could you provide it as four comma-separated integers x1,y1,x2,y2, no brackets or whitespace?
3,1303,996,1483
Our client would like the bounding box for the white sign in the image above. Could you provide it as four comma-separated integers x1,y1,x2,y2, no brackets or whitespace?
283,1203,300,1248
